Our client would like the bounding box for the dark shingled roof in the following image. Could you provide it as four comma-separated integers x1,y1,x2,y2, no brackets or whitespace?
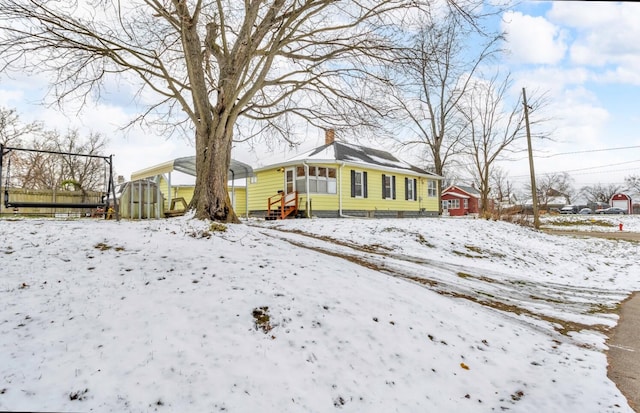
301,141,438,177
454,185,481,196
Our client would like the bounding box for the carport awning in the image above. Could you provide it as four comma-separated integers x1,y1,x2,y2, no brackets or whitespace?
131,156,254,181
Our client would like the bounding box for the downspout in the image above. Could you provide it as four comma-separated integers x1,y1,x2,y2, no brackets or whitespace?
167,171,172,211
230,169,235,213
338,162,344,217
303,161,310,218
338,162,359,218
154,175,161,218
245,166,249,220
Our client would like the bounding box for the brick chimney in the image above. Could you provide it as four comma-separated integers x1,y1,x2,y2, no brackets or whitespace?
325,128,335,145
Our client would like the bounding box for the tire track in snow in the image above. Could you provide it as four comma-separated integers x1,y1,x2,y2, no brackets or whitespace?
253,225,624,345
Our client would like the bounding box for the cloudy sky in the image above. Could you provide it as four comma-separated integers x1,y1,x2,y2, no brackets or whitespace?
1,1,639,190
498,1,640,189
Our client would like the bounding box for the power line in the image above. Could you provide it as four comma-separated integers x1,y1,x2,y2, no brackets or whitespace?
535,145,640,159
508,160,640,179
499,144,640,162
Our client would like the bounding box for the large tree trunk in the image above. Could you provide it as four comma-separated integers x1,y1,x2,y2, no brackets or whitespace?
190,125,239,223
432,147,444,215
176,1,239,223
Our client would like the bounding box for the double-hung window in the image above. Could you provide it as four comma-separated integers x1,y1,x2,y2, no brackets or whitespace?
405,178,417,201
427,181,437,197
382,174,396,199
350,170,368,198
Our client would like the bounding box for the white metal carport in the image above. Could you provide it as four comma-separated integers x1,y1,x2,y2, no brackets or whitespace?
131,156,254,218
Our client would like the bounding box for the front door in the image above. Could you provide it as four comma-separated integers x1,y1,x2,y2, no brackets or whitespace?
285,168,295,194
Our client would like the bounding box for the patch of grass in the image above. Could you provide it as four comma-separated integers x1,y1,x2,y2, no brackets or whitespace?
69,388,89,401
453,250,477,258
587,302,620,314
459,245,507,259
465,245,485,254
457,272,472,279
94,242,124,251
546,218,616,228
209,222,227,232
189,230,211,239
416,233,435,248
360,243,392,252
252,306,273,334
511,390,525,401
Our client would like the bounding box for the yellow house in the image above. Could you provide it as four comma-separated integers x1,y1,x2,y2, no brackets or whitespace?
129,137,442,219
247,135,443,219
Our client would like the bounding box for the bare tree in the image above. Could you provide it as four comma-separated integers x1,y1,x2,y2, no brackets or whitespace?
9,129,108,195
0,107,41,147
53,130,109,193
0,0,443,222
523,172,574,209
458,74,543,216
580,183,623,204
489,166,515,204
625,175,640,192
391,10,501,211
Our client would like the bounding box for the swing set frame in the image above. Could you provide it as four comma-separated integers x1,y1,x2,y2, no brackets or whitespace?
1,144,119,219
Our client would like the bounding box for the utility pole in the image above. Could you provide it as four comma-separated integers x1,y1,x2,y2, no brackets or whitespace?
522,87,540,229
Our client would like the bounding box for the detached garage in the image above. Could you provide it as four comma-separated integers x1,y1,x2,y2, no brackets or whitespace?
611,193,632,214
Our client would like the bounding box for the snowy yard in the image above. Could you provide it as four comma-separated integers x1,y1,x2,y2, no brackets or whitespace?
1,214,639,412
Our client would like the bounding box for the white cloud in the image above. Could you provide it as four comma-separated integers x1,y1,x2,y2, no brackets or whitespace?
547,3,640,79
501,11,567,65
0,89,24,107
511,66,590,96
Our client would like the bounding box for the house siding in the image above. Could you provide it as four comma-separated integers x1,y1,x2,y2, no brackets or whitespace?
230,187,247,216
248,163,440,217
156,176,247,216
247,169,284,212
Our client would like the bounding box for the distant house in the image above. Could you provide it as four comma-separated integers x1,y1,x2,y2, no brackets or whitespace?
246,130,443,218
441,185,481,216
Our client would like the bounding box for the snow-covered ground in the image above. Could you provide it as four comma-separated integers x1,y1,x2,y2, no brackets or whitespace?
1,214,639,412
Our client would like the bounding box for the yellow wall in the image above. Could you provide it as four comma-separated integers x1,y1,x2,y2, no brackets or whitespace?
157,176,194,209
157,176,247,216
247,163,440,215
338,166,439,213
247,168,286,211
230,186,247,216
